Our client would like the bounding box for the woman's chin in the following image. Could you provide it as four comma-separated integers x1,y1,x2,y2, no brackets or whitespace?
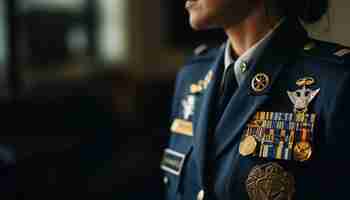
189,16,211,31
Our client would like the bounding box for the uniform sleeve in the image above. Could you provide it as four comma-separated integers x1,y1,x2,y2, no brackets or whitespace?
323,71,350,197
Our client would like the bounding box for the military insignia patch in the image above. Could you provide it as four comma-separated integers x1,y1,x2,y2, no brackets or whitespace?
182,95,196,120
246,162,295,200
170,94,196,136
171,70,213,136
161,149,186,176
287,77,320,114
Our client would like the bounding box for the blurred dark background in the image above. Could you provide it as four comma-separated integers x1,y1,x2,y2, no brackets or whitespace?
0,0,346,198
0,0,225,199
0,0,345,198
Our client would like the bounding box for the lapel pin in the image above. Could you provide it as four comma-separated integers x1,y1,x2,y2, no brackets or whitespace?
192,70,213,93
251,73,270,93
190,84,203,94
296,77,315,87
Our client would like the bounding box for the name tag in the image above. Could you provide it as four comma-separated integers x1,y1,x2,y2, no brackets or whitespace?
161,149,186,176
171,118,193,136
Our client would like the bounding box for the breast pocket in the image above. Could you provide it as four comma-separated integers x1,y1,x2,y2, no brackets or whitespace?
161,142,193,200
235,111,319,200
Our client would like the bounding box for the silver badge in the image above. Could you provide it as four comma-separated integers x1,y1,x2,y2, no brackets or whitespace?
287,86,320,114
182,95,196,120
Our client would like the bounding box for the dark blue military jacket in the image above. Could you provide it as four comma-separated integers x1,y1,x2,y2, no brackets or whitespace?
161,18,350,200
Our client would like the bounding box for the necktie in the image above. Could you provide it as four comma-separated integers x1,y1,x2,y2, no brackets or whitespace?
217,64,238,119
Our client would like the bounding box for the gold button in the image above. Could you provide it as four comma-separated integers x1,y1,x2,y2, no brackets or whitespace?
163,176,169,185
197,190,205,200
240,62,248,73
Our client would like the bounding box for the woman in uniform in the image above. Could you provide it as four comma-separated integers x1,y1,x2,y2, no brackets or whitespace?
161,0,350,199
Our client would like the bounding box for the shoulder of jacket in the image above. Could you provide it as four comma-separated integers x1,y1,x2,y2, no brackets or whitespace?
192,41,224,55
183,42,223,65
175,42,222,86
301,38,350,65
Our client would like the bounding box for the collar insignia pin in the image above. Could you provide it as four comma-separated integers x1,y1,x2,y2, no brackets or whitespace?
251,73,270,93
190,70,213,94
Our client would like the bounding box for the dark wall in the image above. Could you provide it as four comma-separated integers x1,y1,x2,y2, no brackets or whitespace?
0,73,174,199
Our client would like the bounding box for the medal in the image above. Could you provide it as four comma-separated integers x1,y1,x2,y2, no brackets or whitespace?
239,135,257,156
251,73,270,93
293,128,312,161
293,141,312,161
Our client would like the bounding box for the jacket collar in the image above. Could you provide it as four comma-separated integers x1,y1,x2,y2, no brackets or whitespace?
213,17,309,157
193,17,309,185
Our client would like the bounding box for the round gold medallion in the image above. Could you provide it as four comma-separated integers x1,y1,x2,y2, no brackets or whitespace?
239,135,257,156
293,141,312,161
251,73,270,93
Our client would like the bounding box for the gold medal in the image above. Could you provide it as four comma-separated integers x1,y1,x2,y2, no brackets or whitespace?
293,141,312,161
239,135,257,156
293,128,312,161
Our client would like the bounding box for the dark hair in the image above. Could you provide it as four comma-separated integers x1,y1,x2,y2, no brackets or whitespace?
274,0,329,24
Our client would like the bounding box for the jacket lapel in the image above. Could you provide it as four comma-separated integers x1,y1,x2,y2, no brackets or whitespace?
193,45,225,187
213,18,309,158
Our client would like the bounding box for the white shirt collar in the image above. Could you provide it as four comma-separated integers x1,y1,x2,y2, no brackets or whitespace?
224,18,286,70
